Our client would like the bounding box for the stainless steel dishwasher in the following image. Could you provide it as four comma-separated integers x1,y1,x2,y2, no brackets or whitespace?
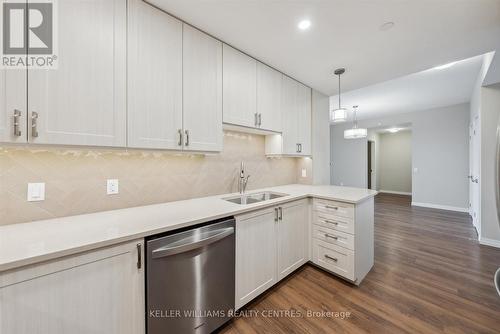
146,218,235,334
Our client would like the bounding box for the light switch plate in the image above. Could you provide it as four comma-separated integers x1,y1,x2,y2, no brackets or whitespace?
301,168,307,177
413,167,418,173
107,179,119,195
27,183,45,202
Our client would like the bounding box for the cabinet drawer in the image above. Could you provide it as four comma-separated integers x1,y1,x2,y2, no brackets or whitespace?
313,211,354,235
314,199,354,219
312,224,354,250
312,239,354,281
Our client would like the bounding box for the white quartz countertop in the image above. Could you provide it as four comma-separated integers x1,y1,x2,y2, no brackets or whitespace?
0,184,377,272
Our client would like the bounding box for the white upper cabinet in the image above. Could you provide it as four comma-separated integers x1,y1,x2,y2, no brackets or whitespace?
266,76,311,156
222,44,257,127
128,0,183,150
183,24,223,152
27,0,127,147
257,62,282,132
0,70,26,143
297,82,312,156
281,75,300,154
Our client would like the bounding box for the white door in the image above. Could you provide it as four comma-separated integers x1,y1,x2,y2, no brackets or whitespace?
128,0,182,150
470,117,481,234
182,24,223,152
257,62,282,132
0,240,145,334
297,83,312,156
222,44,257,128
0,69,27,143
277,201,308,280
28,0,127,147
281,75,299,154
235,208,277,310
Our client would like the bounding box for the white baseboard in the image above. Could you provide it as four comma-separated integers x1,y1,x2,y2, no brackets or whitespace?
411,202,469,213
479,237,500,248
379,190,412,196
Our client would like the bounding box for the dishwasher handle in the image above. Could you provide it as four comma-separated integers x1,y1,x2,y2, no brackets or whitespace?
151,227,234,258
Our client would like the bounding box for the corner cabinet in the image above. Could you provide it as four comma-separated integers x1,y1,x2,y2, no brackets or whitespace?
235,199,308,310
28,0,127,146
0,240,145,334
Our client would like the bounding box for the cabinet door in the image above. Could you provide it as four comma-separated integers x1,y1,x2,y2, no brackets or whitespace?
0,69,27,143
277,200,308,280
128,0,182,149
235,208,277,310
281,75,299,154
0,240,145,334
297,83,312,156
27,0,126,147
222,44,257,127
183,24,223,152
257,62,282,132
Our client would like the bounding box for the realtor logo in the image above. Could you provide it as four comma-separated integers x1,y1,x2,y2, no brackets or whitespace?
1,0,57,68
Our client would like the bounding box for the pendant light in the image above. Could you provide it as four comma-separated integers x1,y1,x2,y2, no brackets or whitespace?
330,68,348,123
344,105,367,139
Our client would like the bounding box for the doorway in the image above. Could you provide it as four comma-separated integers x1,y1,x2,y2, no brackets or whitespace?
368,141,375,189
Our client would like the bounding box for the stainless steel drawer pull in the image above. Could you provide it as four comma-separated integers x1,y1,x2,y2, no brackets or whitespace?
325,205,339,210
13,109,22,136
254,113,258,127
137,243,142,269
321,218,339,225
31,111,39,137
258,113,262,126
324,254,338,262
274,208,279,222
324,233,338,240
278,207,283,221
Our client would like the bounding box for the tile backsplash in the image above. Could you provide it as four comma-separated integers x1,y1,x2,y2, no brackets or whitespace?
0,131,299,226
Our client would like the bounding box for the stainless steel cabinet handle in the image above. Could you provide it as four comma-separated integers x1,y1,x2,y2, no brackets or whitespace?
299,143,302,152
31,111,39,137
296,143,300,153
178,129,183,146
326,205,339,210
137,243,142,269
274,208,279,222
258,113,262,127
324,233,339,240
13,109,22,137
254,113,258,127
278,207,283,221
324,254,338,262
184,129,189,146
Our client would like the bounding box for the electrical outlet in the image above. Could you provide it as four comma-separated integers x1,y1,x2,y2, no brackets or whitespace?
107,179,119,195
27,183,45,201
301,168,307,178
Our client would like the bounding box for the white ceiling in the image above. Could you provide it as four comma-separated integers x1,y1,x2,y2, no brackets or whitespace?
148,0,500,95
329,54,486,120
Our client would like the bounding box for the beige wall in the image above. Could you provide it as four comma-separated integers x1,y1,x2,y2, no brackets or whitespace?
0,131,298,226
379,130,412,194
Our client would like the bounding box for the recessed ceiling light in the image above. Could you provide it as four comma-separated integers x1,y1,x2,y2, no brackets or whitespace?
433,61,457,70
387,128,401,133
298,20,311,30
379,22,395,31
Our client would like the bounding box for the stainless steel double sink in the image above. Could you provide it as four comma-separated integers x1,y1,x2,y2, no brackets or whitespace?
223,191,288,205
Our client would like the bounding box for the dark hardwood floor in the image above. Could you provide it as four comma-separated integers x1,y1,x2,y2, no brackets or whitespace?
219,193,500,333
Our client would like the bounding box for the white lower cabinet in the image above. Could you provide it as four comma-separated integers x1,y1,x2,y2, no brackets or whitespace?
235,199,308,309
277,200,309,280
311,197,374,285
0,240,145,334
235,207,277,310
